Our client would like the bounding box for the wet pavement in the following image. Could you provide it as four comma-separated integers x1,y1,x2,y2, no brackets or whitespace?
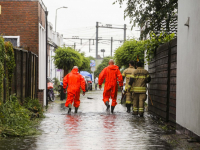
0,90,195,150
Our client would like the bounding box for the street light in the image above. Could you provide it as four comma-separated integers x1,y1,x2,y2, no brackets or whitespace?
55,6,68,32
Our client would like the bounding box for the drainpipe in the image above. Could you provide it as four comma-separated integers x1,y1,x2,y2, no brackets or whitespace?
46,10,48,106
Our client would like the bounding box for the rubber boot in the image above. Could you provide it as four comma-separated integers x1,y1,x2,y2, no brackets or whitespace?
68,108,71,114
105,101,110,111
111,106,115,114
75,107,79,113
126,104,131,113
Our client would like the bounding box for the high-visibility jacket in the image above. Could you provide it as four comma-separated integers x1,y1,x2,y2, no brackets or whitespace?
63,68,86,93
122,66,135,91
129,67,151,93
99,65,123,87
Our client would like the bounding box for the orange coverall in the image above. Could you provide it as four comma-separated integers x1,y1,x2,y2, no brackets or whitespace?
63,68,86,108
99,65,123,106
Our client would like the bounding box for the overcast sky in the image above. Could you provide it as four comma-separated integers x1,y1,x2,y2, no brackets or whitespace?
42,0,140,58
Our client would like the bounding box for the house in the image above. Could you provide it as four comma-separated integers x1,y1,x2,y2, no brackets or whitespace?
0,0,47,105
47,22,64,81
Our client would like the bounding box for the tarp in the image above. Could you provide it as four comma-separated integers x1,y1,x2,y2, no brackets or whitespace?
80,71,92,80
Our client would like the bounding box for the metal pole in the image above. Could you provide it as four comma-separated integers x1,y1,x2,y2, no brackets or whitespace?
89,39,91,52
111,37,113,57
74,43,76,50
124,24,126,42
55,9,57,32
96,22,98,59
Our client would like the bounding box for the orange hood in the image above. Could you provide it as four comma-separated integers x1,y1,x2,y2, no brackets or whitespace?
107,65,119,70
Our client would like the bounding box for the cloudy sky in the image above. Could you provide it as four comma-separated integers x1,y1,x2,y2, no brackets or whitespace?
42,0,140,58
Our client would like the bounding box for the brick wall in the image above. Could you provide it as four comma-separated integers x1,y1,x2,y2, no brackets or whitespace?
0,1,39,54
0,0,47,104
38,89,44,106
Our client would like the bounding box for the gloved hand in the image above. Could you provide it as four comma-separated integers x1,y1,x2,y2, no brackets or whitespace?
63,89,66,93
99,85,102,90
82,91,85,96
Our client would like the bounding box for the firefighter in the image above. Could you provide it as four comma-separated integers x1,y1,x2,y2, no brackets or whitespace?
99,59,123,113
63,66,86,114
122,60,135,113
128,61,151,117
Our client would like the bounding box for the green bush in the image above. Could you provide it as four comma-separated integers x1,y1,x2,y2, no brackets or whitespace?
0,95,44,137
23,97,44,118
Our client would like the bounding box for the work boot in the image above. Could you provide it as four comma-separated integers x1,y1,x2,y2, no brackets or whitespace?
139,113,144,117
132,112,138,115
75,107,79,113
105,101,110,111
111,106,115,114
68,108,71,114
126,104,131,113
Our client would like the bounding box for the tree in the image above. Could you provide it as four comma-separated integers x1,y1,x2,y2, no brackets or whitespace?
114,0,178,38
114,39,145,68
53,47,83,76
82,56,95,73
79,52,90,71
94,56,113,77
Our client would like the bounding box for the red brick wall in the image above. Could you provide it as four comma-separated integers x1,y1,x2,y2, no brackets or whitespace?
0,1,39,55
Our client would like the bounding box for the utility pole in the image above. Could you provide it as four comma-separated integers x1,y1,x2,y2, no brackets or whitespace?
124,24,127,42
89,39,91,52
96,22,98,59
74,43,76,50
111,37,113,57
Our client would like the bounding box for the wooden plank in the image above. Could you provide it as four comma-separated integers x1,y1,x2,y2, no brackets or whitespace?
149,105,167,121
149,90,167,97
150,78,168,84
150,101,167,111
151,95,167,104
170,69,176,77
169,98,176,107
170,85,176,92
169,106,176,115
170,77,176,84
170,91,176,100
156,71,168,78
171,62,177,69
156,57,168,66
156,64,168,72
169,113,176,123
149,84,168,90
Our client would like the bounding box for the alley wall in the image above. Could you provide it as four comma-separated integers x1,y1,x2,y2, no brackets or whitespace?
177,0,200,136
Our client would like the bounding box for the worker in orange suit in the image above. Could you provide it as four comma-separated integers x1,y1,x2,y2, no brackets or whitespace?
63,66,86,114
99,59,123,113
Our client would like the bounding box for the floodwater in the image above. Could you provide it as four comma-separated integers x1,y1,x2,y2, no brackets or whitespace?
0,90,174,150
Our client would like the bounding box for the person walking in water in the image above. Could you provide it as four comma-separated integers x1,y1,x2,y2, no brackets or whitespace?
98,59,123,113
95,76,98,90
63,66,86,114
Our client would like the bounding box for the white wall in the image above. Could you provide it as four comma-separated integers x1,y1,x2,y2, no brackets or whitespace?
39,24,47,106
177,0,200,136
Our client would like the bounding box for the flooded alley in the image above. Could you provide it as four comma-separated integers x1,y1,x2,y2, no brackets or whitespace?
0,90,178,150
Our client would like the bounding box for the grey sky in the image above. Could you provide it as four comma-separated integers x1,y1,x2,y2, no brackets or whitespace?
43,0,140,58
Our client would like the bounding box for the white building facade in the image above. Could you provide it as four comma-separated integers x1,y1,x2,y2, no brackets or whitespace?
177,0,200,136
47,22,64,82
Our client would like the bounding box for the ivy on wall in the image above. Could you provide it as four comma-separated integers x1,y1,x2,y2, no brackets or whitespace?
0,37,16,102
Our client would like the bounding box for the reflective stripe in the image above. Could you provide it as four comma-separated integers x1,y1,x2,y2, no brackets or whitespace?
129,75,135,78
147,75,150,77
126,75,132,78
133,87,146,92
134,76,146,78
126,101,132,104
122,74,125,76
139,108,144,112
133,107,138,111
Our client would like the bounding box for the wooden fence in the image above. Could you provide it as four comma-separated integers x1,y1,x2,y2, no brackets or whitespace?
148,38,177,126
3,48,38,103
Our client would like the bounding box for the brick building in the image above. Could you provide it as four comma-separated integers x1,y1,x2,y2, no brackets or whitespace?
0,0,47,105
